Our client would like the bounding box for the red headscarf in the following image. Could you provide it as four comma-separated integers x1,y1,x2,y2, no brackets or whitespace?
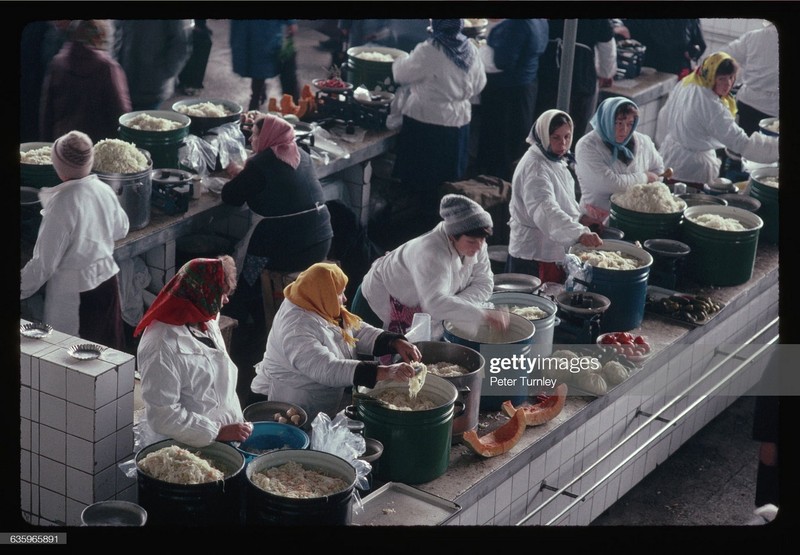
253,114,301,169
133,258,227,337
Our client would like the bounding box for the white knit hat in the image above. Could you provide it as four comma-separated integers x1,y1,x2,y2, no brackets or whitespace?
52,131,94,180
440,194,493,236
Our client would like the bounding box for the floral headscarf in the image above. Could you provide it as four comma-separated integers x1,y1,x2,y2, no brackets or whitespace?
253,114,301,169
527,109,575,164
682,51,738,117
590,97,639,166
429,19,475,72
134,258,226,337
283,262,363,347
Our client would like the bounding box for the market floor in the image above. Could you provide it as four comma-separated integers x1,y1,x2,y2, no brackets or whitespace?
176,20,777,529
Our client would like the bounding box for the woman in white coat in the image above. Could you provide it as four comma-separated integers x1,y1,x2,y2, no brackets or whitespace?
251,262,420,420
507,110,602,284
576,97,665,228
135,256,253,448
657,51,778,186
355,194,508,340
20,130,129,350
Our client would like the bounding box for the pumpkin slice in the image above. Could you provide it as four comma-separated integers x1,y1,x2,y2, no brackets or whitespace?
501,383,568,426
462,408,526,457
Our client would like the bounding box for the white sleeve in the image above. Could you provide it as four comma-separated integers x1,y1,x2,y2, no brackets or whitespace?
576,135,649,198
595,39,617,79
20,208,73,299
392,44,429,85
531,169,588,246
281,318,362,388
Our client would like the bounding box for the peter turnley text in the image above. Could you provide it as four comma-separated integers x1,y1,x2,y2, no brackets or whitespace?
490,376,557,387
489,355,602,374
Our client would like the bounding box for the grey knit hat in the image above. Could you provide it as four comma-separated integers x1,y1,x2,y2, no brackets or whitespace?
440,194,493,236
52,131,94,180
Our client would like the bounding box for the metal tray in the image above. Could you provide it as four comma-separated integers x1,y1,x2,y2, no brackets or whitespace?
644,285,725,327
352,482,461,526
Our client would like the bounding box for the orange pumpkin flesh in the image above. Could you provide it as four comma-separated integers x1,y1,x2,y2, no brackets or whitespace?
501,383,568,426
462,408,527,457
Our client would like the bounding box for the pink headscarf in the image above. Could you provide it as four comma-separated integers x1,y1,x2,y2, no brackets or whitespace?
253,114,301,169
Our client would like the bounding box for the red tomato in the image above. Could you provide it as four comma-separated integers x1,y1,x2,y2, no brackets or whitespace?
634,335,647,345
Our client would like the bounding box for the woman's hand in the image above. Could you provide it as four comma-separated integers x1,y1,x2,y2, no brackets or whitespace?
226,162,244,179
579,232,604,247
376,362,416,383
484,308,510,332
645,171,660,183
216,422,253,442
391,338,421,363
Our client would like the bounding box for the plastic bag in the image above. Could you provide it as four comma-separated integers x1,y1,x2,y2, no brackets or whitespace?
564,253,591,292
180,134,219,176
310,411,371,492
203,122,248,171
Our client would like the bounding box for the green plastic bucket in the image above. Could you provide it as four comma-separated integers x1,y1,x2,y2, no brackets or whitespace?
345,46,408,92
748,167,779,244
20,142,61,189
569,239,653,333
355,375,459,485
608,199,686,244
118,110,191,170
681,205,763,286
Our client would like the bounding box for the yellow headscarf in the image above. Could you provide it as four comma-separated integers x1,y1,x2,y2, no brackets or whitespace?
682,52,738,117
283,262,363,346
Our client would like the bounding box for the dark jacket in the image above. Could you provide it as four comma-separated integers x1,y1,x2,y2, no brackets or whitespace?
40,41,132,142
221,148,333,256
230,20,293,80
623,19,706,75
487,19,549,88
113,20,192,109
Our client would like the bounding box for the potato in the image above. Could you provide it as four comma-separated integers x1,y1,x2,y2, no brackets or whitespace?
286,407,298,417
290,414,301,425
273,412,283,422
278,416,288,424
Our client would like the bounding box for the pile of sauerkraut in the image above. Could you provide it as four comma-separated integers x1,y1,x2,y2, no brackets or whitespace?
759,176,779,188
376,389,437,411
688,213,747,231
611,182,685,213
137,445,225,485
509,305,548,321
573,248,642,270
125,113,183,131
93,139,149,174
355,51,394,62
251,461,349,498
427,361,470,377
21,146,53,165
175,102,231,118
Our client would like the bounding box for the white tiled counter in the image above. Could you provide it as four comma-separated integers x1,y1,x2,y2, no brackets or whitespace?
402,243,779,526
19,324,137,527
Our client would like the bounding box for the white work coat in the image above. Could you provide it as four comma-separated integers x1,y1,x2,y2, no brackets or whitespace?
508,146,590,263
656,80,778,184
20,175,129,336
576,130,665,214
251,300,385,420
360,222,494,340
137,318,244,448
724,22,779,117
392,39,486,127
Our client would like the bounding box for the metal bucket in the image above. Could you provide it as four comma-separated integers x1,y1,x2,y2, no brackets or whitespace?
569,239,653,333
609,199,686,243
355,375,460,484
135,439,246,527
681,205,763,286
443,311,535,411
118,110,191,170
81,500,147,527
748,167,779,244
245,449,357,526
415,341,485,440
489,291,558,359
95,149,153,231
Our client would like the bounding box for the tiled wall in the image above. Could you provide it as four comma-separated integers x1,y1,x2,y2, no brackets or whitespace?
20,322,137,527
446,279,778,526
701,18,766,55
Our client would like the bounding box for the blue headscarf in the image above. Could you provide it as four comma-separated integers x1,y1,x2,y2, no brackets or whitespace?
429,19,474,72
590,97,639,166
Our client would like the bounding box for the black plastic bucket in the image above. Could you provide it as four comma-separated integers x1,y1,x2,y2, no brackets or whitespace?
608,199,686,243
748,167,779,244
118,110,191,170
570,239,653,333
245,449,356,526
681,205,763,286
345,46,408,92
355,375,459,484
135,439,246,527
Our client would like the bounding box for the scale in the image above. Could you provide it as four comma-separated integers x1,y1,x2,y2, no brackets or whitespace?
315,89,391,130
552,291,611,345
151,169,194,215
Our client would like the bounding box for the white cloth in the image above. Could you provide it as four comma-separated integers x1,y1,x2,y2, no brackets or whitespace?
509,146,590,263
594,37,618,80
117,255,152,327
392,39,487,127
724,22,779,117
137,318,243,448
20,174,129,335
251,300,384,420
576,130,665,213
656,81,779,184
360,222,493,340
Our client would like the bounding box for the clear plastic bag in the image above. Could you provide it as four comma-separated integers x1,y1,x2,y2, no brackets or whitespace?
309,411,371,492
203,122,249,171
564,253,591,292
180,134,219,176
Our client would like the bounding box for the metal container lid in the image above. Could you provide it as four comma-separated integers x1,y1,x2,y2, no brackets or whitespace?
493,273,541,294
